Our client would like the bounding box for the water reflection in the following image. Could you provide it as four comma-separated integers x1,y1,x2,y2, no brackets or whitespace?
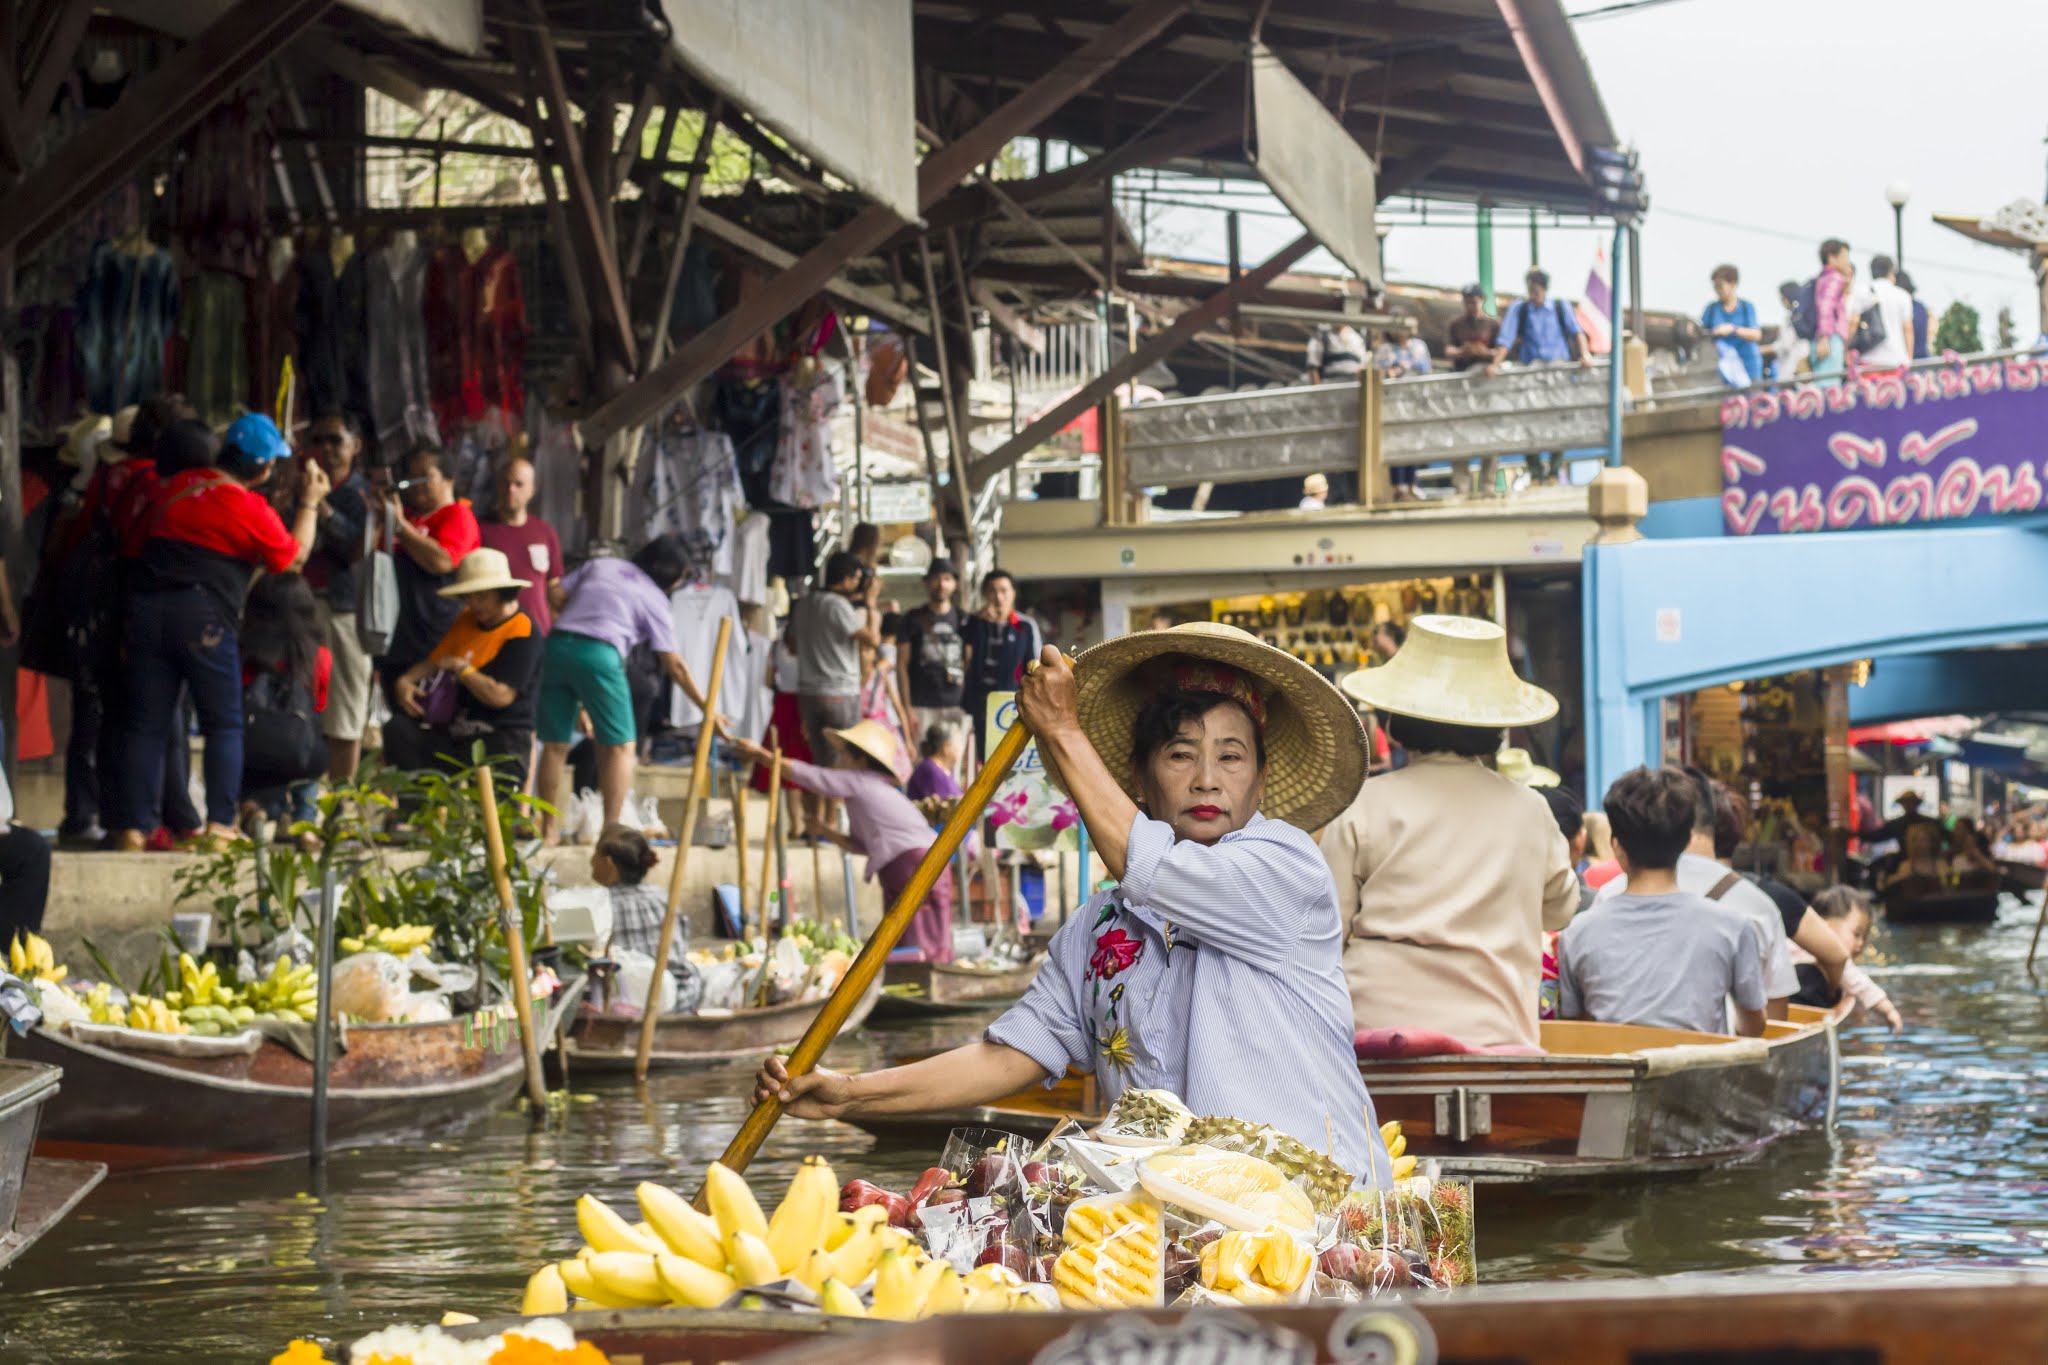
0,900,2043,1361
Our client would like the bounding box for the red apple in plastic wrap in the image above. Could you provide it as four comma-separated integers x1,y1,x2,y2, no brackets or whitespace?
1320,1243,1366,1281
975,1242,1031,1277
840,1179,899,1213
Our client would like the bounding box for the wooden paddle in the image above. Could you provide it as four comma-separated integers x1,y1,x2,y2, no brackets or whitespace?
634,617,732,1080
2029,895,2046,973
716,718,1033,1175
476,764,546,1111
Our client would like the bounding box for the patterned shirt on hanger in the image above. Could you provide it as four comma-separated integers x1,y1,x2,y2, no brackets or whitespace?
768,367,843,509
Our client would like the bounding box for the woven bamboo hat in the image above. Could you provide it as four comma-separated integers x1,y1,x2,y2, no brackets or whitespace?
1340,614,1557,727
1496,747,1560,787
437,548,531,597
824,718,904,783
1071,621,1367,831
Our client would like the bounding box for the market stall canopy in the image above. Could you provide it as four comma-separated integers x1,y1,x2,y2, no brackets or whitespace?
660,0,918,223
109,0,483,55
1848,717,1978,747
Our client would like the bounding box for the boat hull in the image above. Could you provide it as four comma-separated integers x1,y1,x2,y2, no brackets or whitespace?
1880,887,2002,924
490,1274,2048,1365
565,981,881,1070
870,957,1040,1017
13,980,584,1168
853,1012,1838,1183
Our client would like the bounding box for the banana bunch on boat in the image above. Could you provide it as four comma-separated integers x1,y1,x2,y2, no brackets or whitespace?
522,1157,1045,1318
338,924,436,956
239,956,320,1022
8,931,65,984
161,953,259,1033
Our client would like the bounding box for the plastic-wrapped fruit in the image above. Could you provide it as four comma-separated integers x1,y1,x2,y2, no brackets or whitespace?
927,1188,966,1209
965,1155,1014,1199
840,1179,899,1213
1319,1243,1365,1282
1136,1146,1315,1232
975,1243,1030,1278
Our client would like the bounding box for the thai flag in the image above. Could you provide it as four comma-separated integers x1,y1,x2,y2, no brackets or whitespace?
1578,240,1613,355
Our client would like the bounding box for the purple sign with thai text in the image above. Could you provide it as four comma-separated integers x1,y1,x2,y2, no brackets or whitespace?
1719,355,2048,535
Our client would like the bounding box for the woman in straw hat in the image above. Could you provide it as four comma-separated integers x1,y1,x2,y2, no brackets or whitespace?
388,547,544,784
730,718,956,962
753,624,1395,1183
1322,615,1579,1053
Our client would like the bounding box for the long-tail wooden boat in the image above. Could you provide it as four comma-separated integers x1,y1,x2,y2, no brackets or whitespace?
869,955,1042,1018
451,1273,2048,1364
564,980,882,1070
1996,857,2046,894
848,1009,1837,1182
9,978,584,1169
1358,1008,1837,1181
3,1158,105,1270
1879,881,2003,924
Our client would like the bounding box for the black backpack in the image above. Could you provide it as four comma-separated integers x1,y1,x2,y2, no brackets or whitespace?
1789,277,1822,341
20,505,118,683
243,665,325,792
1512,300,1578,362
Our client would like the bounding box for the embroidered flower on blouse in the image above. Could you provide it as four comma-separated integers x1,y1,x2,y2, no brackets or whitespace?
1089,928,1143,980
1099,1024,1137,1071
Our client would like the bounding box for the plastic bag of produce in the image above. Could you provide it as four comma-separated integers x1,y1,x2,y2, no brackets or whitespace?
607,948,678,1017
693,954,746,1011
1050,1188,1166,1308
1136,1145,1317,1234
330,952,412,1023
1324,1176,1475,1293
1095,1088,1193,1148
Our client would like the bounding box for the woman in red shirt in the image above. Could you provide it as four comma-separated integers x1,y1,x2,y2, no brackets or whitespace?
113,415,326,851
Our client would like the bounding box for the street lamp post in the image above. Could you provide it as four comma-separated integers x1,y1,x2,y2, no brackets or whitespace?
1886,181,1912,266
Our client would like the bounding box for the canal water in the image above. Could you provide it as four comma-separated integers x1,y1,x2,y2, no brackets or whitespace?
1,902,2043,1362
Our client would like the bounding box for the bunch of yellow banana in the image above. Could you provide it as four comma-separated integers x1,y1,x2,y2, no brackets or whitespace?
123,995,189,1034
337,925,436,956
1382,1119,1416,1181
1197,1224,1313,1303
80,982,121,1025
521,1158,1046,1319
9,932,64,984
244,957,319,1022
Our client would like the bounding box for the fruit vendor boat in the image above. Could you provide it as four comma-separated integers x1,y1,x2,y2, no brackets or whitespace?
8,978,584,1168
1877,881,2003,925
565,980,883,1070
491,1271,2048,1364
870,955,1043,1017
851,1008,1837,1183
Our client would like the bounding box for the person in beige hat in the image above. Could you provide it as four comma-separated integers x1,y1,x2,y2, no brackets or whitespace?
729,716,958,963
387,547,543,784
1321,615,1579,1053
750,624,1398,1184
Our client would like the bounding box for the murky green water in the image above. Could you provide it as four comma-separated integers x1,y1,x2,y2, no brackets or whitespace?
1,904,2044,1362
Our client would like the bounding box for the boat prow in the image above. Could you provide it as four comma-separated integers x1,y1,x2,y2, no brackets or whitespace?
870,955,1043,1017
565,979,882,1070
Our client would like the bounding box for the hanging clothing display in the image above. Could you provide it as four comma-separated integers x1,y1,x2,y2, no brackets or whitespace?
472,245,526,437
74,237,180,413
249,243,299,419
629,416,746,577
424,243,480,438
668,581,749,731
181,270,249,427
294,244,343,418
713,376,781,508
528,404,584,560
726,510,771,608
338,246,373,443
365,240,439,456
178,88,269,281
768,365,843,509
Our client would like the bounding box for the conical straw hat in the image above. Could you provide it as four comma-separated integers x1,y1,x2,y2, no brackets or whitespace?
1496,747,1561,787
823,718,903,782
1340,614,1557,727
1071,621,1367,832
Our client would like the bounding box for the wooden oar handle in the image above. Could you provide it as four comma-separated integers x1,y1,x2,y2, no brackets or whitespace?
717,718,1036,1174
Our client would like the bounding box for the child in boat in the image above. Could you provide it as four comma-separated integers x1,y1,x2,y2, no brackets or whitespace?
593,824,703,1013
731,719,957,963
1555,766,1768,1038
1791,887,1902,1033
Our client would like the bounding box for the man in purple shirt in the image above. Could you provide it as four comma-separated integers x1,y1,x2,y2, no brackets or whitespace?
533,535,717,840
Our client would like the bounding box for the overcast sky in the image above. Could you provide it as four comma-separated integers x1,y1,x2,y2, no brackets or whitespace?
1123,0,2045,335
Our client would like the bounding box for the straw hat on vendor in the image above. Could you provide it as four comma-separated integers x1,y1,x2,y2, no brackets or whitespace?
821,718,904,783
1320,615,1581,1054
753,623,1398,1184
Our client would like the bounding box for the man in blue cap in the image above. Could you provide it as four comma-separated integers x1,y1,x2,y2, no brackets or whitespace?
110,413,327,851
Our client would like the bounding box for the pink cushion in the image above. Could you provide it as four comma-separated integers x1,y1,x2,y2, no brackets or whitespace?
1355,1027,1545,1059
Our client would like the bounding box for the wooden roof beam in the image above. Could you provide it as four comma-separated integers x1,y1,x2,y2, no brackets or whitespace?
0,0,335,262
581,0,1194,448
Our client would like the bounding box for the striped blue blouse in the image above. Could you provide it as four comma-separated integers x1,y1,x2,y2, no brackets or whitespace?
987,810,1391,1184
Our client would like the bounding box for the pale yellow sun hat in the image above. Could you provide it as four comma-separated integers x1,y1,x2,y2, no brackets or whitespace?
823,718,904,782
1496,746,1561,787
1340,614,1557,727
436,547,531,597
1070,621,1367,832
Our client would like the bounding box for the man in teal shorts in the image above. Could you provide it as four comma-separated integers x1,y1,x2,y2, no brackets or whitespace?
534,535,719,839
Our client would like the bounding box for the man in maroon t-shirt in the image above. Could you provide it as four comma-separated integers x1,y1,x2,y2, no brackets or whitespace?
477,456,562,634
